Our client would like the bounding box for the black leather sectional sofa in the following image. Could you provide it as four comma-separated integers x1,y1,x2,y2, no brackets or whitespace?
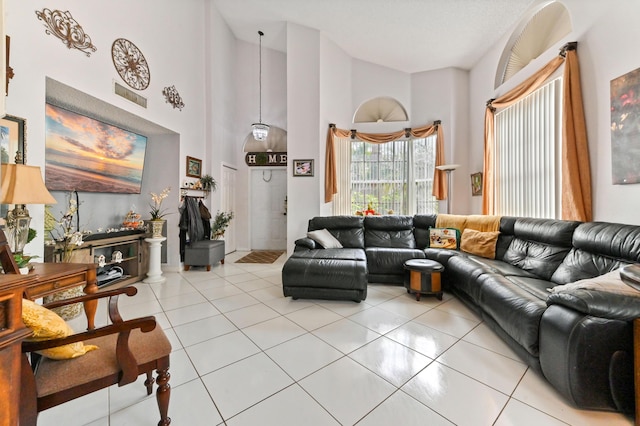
282,214,640,414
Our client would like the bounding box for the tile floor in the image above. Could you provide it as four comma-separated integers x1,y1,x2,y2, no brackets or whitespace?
39,251,634,426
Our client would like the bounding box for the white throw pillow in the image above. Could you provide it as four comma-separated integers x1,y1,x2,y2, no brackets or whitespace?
549,269,640,297
307,229,343,249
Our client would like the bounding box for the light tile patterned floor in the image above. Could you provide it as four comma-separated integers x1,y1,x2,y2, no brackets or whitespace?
38,252,633,425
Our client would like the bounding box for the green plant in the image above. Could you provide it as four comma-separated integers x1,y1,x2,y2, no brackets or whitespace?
27,228,37,244
199,174,217,192
14,254,38,268
149,187,171,219
211,211,234,239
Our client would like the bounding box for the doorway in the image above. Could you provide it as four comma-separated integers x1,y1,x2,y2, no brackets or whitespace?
251,169,287,250
221,164,237,254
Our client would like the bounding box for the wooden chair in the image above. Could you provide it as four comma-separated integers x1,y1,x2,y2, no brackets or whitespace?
19,286,172,425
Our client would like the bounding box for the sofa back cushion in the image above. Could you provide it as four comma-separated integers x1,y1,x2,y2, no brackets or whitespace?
550,221,640,284
496,216,517,259
308,216,365,248
364,215,416,248
501,218,580,281
413,214,437,248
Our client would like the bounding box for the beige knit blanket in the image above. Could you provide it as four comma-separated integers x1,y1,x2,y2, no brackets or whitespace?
435,214,501,233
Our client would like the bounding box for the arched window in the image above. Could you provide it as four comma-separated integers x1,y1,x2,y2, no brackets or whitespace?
495,1,571,88
352,97,408,123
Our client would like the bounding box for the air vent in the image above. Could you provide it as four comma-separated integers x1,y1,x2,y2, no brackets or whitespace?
114,81,147,108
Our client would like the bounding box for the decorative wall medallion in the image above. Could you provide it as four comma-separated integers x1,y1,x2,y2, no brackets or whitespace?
111,38,150,91
35,9,97,57
162,85,185,111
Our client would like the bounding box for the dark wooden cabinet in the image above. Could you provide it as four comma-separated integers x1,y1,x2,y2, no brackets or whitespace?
45,232,149,288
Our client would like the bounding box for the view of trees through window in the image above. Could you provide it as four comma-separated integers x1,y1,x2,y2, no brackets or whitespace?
350,136,438,215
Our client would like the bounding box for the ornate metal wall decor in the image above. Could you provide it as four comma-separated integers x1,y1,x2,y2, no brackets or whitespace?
162,85,185,111
111,38,150,91
35,9,97,57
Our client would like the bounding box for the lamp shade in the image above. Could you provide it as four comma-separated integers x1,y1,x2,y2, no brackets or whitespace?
0,164,57,205
435,164,461,171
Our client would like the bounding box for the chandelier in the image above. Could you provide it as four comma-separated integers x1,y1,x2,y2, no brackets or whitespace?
252,30,270,141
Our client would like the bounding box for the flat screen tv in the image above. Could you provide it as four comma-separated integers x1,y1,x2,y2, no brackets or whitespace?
45,103,148,194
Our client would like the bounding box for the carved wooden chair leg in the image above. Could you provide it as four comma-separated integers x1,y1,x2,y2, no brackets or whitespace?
156,365,171,426
145,371,155,395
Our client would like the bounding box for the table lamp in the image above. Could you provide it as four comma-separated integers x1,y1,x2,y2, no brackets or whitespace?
0,164,57,254
435,164,460,214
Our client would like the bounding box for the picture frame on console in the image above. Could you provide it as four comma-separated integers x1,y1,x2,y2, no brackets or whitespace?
293,159,313,177
186,156,202,178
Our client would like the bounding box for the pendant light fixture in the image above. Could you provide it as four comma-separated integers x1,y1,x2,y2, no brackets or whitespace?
252,30,269,141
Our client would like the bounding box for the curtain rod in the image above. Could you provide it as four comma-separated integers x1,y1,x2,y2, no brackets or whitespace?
330,120,441,134
486,41,577,107
560,41,577,57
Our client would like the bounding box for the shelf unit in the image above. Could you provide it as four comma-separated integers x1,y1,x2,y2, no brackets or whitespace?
44,231,149,289
180,187,210,199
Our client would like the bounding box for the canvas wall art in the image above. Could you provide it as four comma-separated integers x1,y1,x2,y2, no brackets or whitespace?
611,66,640,184
45,103,148,193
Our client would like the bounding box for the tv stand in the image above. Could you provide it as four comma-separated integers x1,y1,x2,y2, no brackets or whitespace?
44,231,149,288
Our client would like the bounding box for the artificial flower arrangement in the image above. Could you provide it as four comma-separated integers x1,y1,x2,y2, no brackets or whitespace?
149,187,171,220
355,202,379,216
46,195,86,262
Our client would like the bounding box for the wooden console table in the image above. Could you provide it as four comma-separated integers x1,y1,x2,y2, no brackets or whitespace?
24,263,98,330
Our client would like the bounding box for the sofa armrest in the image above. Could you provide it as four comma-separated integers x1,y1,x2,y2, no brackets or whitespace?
547,289,640,321
295,237,317,250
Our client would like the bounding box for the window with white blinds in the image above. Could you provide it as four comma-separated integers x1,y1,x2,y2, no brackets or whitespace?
494,77,563,218
332,136,438,215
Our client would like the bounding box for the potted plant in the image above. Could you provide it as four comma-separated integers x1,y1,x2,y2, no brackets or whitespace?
14,254,38,274
211,211,234,240
199,174,217,192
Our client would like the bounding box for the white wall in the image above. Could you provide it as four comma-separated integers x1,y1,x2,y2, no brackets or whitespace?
286,23,321,250
319,36,352,218
6,0,210,266
207,1,237,213
412,67,470,214
468,0,640,224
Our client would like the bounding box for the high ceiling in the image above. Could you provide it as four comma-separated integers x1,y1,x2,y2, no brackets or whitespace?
213,0,538,74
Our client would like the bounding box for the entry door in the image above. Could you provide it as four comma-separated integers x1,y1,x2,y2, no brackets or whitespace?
221,165,237,254
251,169,287,250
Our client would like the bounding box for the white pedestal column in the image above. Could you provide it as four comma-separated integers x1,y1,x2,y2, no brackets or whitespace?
144,237,166,284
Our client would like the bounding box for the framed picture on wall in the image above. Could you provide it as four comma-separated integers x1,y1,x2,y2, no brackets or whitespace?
471,172,483,196
0,114,26,164
611,66,640,184
186,156,202,178
293,159,313,177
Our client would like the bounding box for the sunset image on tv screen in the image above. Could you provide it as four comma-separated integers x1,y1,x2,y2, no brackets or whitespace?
45,103,147,193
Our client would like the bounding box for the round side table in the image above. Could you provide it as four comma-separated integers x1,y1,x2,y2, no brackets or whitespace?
403,259,444,301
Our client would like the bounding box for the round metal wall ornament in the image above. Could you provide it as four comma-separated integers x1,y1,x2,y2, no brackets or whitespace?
111,38,150,90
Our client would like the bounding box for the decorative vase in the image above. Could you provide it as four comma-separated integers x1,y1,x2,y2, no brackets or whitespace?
149,219,165,238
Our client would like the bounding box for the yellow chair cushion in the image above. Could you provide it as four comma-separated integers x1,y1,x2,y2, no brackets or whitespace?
22,299,98,360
